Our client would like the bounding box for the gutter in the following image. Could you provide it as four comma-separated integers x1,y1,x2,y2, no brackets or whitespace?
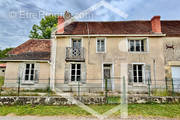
55,34,166,37
0,60,49,62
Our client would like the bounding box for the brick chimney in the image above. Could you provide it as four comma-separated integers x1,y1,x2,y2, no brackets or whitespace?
151,16,161,33
57,16,64,33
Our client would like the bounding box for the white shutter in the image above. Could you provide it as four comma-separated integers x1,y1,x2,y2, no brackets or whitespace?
128,64,133,85
18,63,25,83
81,63,86,84
34,63,40,83
64,63,70,84
145,64,151,84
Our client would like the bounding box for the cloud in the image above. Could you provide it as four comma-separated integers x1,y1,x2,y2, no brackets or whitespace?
0,0,180,49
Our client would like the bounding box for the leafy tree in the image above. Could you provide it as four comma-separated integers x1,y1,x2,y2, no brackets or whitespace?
0,48,13,58
29,15,58,39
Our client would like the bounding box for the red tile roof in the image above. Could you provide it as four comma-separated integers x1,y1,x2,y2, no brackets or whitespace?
0,63,6,68
8,39,51,55
57,21,180,36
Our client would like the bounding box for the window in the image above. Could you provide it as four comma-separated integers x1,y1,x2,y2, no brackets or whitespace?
71,64,81,82
133,64,144,83
128,39,146,52
96,38,105,52
24,63,35,81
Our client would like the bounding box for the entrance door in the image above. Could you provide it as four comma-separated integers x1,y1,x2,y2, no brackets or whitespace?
103,64,112,91
171,67,180,92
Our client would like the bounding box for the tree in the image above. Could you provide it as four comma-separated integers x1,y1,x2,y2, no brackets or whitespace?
0,48,13,58
29,15,58,39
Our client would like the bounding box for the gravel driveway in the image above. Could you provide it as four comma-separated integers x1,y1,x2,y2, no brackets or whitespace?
0,115,178,120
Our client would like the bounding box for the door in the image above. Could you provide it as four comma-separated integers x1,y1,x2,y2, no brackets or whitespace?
72,39,81,57
171,67,180,92
103,64,112,90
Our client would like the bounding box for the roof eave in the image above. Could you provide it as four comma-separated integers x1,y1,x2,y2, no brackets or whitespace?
55,34,166,37
0,60,49,62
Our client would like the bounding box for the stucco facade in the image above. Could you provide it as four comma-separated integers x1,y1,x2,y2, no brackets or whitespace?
54,36,166,92
3,62,50,89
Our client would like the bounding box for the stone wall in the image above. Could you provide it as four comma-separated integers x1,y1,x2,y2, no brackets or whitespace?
0,96,180,105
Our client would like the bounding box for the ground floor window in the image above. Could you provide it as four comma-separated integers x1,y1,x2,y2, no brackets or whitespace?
133,64,144,83
71,64,81,82
25,63,35,81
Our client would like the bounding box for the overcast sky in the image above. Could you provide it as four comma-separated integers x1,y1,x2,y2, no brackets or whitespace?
0,0,180,49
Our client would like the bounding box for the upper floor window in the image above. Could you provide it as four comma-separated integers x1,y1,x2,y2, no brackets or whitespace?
96,38,106,53
128,38,147,52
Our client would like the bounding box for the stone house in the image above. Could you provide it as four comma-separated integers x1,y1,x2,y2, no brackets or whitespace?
1,15,180,92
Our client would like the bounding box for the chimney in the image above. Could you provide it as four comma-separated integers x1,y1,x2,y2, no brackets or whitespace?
64,11,72,21
57,16,64,33
151,16,161,33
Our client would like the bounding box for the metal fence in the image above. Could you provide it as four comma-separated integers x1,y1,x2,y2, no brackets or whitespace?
0,77,180,104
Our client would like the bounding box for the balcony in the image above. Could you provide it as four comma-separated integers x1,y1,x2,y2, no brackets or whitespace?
65,47,85,62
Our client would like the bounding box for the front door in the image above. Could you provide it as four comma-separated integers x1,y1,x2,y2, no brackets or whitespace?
103,64,112,91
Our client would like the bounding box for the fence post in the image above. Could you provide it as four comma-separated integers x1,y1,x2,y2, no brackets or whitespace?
105,78,108,104
165,77,168,92
17,77,20,96
78,81,80,99
172,78,174,96
48,77,50,97
148,78,151,97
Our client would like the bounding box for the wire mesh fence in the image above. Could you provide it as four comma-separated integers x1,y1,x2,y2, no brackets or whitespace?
0,76,180,104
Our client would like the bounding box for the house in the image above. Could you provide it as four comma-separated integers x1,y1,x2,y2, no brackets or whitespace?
0,63,6,77
1,15,180,92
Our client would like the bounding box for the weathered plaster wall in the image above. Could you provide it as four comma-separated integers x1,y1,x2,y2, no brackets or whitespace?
55,36,165,91
0,68,5,77
4,62,50,89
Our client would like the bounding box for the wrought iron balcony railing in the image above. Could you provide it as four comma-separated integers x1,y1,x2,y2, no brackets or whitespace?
65,47,85,61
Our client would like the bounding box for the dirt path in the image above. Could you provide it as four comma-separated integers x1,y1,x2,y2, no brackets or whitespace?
0,115,178,120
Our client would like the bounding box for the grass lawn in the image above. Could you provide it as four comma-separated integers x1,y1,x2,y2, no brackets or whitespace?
0,104,179,118
0,76,4,88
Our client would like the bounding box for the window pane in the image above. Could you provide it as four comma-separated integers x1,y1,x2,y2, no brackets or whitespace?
31,64,34,69
26,64,30,69
72,64,75,69
25,75,29,80
77,64,81,69
77,76,81,81
77,70,81,75
71,76,75,81
71,70,75,75
136,40,140,51
139,77,143,82
130,40,134,51
31,70,34,75
30,75,34,81
25,70,29,74
134,77,137,82
141,40,144,51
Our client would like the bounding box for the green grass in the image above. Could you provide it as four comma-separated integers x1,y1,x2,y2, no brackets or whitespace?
0,104,179,118
0,76,4,88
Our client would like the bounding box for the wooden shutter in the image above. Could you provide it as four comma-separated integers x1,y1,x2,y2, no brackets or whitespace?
145,64,151,84
128,64,133,85
81,63,86,84
64,63,70,84
18,63,25,83
34,63,40,83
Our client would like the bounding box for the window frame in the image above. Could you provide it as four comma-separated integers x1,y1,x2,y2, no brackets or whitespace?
132,63,145,84
96,37,106,53
24,63,35,83
70,63,81,82
128,38,148,53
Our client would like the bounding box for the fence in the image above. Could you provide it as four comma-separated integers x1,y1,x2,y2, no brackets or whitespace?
0,77,180,104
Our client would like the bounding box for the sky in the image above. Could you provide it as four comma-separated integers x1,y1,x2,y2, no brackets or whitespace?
0,0,180,49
